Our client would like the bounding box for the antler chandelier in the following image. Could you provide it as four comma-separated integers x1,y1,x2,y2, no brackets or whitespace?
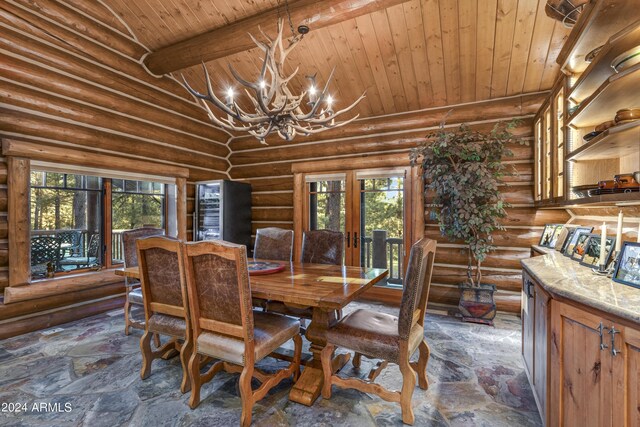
182,17,365,144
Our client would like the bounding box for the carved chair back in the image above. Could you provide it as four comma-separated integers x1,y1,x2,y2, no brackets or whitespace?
254,227,294,261
182,240,254,348
301,229,344,265
397,238,436,340
137,236,188,321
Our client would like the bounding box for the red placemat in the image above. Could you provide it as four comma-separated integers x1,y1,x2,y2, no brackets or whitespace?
248,261,286,276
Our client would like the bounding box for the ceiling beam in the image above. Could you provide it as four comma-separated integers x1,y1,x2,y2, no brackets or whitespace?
143,0,410,75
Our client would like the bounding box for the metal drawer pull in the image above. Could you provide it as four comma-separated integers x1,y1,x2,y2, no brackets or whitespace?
609,326,622,356
525,279,534,298
598,322,609,351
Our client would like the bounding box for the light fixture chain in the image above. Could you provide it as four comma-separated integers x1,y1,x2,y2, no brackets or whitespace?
284,0,295,37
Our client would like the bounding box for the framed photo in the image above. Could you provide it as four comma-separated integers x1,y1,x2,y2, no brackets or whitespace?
612,242,640,289
579,234,616,267
540,224,564,248
563,227,594,256
554,226,575,251
569,232,592,261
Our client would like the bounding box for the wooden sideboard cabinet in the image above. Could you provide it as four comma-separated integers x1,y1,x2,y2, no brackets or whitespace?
521,271,549,421
523,269,640,426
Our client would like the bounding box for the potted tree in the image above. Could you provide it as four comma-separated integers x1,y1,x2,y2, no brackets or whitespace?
410,119,526,325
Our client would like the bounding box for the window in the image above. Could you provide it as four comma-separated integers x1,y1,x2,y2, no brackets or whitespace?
30,170,169,279
111,179,165,264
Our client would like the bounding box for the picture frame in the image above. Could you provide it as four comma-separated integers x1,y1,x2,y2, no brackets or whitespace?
579,234,616,267
539,224,564,248
569,232,592,261
612,242,640,289
563,227,594,257
554,226,575,251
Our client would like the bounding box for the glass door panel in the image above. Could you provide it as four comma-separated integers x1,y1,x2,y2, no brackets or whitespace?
356,174,405,286
306,175,348,263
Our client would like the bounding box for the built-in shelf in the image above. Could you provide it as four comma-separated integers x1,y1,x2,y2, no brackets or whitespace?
567,62,640,129
557,0,639,75
538,191,640,209
568,21,640,104
567,120,640,161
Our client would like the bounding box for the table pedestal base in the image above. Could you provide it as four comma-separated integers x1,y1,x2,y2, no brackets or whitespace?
289,352,351,406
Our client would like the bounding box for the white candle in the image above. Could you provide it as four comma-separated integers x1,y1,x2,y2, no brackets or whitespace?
615,211,623,252
599,222,607,266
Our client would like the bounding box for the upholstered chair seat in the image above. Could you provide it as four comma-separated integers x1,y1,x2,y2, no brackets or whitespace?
321,238,437,425
147,313,188,339
196,311,300,365
325,309,424,364
128,288,144,305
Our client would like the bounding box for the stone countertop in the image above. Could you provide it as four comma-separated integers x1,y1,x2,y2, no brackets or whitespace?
522,249,640,325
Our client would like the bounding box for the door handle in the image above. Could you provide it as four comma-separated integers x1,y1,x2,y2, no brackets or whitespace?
598,322,609,351
609,325,622,356
353,232,358,248
346,232,350,248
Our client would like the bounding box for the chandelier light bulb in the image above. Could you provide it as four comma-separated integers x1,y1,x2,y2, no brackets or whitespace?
259,80,266,89
309,86,316,95
226,88,234,99
326,95,333,106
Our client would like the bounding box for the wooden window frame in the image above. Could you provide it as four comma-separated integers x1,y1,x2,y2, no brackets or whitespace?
3,139,188,303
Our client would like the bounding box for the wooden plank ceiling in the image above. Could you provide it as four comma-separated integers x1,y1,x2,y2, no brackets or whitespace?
105,0,569,118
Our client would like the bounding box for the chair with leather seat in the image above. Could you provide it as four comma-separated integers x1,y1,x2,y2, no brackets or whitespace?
121,227,165,336
321,238,436,425
137,236,192,394
265,229,344,320
182,240,302,427
253,227,294,261
252,227,294,310
301,229,344,265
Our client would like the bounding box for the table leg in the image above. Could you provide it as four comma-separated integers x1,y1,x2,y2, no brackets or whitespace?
289,307,350,406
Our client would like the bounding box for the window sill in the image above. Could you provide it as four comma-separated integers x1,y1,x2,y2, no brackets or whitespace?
4,269,124,304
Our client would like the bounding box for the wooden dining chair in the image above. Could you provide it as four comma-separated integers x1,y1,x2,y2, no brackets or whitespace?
253,227,294,261
252,227,293,310
301,229,344,265
182,240,302,427
137,236,192,394
122,227,165,336
321,238,436,425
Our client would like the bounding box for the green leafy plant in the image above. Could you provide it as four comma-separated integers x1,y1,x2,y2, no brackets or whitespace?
410,119,527,287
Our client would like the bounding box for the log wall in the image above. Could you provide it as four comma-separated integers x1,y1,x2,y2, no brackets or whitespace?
0,0,229,334
229,92,568,313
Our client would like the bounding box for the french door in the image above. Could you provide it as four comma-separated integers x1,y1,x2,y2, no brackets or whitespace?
301,167,413,287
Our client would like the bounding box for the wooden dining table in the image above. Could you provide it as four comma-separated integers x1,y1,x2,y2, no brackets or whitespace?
115,260,388,406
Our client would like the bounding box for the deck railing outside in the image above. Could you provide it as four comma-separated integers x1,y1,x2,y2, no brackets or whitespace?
361,230,404,285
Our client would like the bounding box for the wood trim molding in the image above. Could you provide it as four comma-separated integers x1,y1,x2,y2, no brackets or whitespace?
2,139,190,178
3,268,124,304
176,177,187,240
8,156,30,287
291,152,411,174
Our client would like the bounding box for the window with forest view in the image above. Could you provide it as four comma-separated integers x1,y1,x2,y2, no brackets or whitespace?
30,170,167,279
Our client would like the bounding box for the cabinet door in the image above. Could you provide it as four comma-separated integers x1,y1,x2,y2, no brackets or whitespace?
614,326,640,427
550,301,614,427
534,284,550,420
522,272,536,380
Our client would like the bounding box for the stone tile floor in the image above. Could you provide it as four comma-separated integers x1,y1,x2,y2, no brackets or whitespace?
0,302,541,426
